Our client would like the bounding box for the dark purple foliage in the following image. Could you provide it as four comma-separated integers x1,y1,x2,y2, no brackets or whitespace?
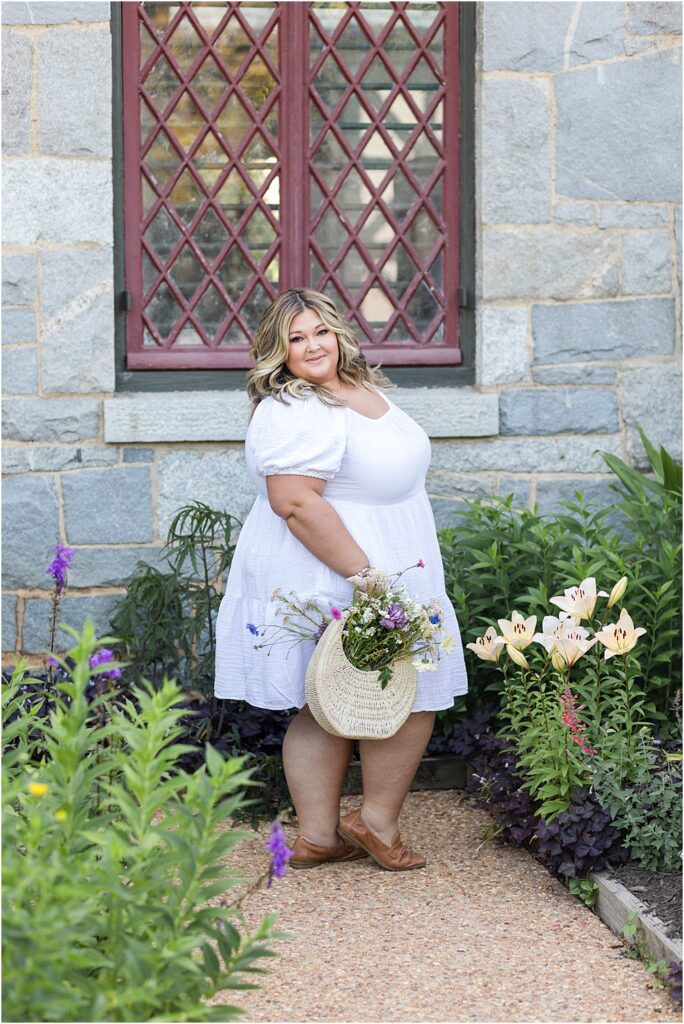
667,961,682,1003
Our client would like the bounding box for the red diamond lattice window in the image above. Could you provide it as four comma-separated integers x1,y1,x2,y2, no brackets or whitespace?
122,2,461,369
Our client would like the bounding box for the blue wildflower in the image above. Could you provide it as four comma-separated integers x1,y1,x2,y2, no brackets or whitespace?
266,819,293,887
429,614,441,625
246,623,260,637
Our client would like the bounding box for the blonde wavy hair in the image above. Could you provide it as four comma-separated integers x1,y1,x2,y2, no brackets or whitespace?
246,288,395,416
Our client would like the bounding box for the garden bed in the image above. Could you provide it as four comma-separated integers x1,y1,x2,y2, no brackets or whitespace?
602,861,682,942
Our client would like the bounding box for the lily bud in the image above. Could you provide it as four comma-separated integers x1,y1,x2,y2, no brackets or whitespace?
551,648,567,672
506,644,529,670
607,576,628,609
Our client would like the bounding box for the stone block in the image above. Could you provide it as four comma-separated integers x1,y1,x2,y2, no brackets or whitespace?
556,49,682,202
429,498,472,531
2,474,60,588
482,229,618,301
481,78,551,224
22,594,121,655
496,476,532,508
2,254,36,305
68,545,165,588
477,306,529,387
621,231,672,294
626,3,682,35
1,29,31,155
122,447,155,463
482,1,625,71
425,470,496,500
554,203,596,227
675,205,682,290
2,307,36,344
499,387,619,436
2,159,113,245
40,248,115,392
2,345,38,393
430,435,622,474
532,299,675,363
532,365,616,385
533,477,621,517
62,466,153,544
2,444,119,474
2,397,101,441
39,29,111,156
2,3,111,24
157,450,254,538
618,363,682,467
3,594,17,651
599,203,671,228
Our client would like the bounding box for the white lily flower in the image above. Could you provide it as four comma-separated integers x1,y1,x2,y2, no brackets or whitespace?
494,610,537,650
549,577,608,623
595,608,647,659
466,626,503,663
533,615,596,667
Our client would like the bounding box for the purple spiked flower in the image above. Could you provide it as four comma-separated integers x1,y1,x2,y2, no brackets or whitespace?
45,544,74,592
88,648,122,681
265,819,293,887
379,603,408,630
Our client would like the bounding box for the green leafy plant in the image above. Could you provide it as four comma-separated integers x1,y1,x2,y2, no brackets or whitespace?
3,621,281,1023
568,876,599,908
111,501,239,706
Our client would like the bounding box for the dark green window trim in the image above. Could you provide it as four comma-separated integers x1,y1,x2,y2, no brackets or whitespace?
111,3,476,393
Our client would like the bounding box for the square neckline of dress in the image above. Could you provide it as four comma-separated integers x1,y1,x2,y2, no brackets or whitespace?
342,393,392,422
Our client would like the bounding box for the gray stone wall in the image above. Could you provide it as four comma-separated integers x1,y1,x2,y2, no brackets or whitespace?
2,1,682,658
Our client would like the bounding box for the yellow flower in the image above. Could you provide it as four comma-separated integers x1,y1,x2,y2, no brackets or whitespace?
441,634,456,654
496,610,537,650
607,576,628,609
55,809,68,822
549,577,608,623
595,608,647,659
28,781,48,797
506,644,530,670
466,626,502,663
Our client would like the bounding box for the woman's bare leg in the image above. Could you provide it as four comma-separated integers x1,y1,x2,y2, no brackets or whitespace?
358,711,435,846
282,706,354,847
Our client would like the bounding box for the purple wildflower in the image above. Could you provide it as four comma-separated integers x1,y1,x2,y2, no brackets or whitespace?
45,544,74,591
314,619,330,643
88,648,122,681
330,605,342,620
379,603,408,630
417,559,425,568
246,623,260,637
266,819,293,887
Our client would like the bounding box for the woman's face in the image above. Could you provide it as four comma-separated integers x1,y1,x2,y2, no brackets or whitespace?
284,307,341,388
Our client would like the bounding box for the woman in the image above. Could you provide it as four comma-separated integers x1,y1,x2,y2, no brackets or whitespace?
214,288,468,871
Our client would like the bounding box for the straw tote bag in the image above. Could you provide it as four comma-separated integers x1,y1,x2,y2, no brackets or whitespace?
304,613,417,740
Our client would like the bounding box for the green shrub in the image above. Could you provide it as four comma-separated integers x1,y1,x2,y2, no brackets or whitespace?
3,622,280,1023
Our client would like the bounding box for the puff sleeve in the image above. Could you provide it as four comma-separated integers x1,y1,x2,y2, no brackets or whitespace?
248,394,347,481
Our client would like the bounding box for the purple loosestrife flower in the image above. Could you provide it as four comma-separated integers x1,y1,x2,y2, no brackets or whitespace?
379,603,408,630
266,819,293,887
89,649,122,681
246,623,260,637
45,544,74,592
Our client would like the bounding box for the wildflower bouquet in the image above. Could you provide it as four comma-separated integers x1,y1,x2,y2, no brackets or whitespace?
248,560,454,689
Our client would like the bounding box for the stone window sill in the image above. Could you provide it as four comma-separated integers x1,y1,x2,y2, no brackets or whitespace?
103,389,499,443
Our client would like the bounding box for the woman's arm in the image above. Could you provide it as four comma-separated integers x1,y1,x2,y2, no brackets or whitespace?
265,475,369,579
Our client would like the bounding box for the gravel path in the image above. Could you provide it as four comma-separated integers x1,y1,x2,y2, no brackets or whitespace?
208,790,678,1022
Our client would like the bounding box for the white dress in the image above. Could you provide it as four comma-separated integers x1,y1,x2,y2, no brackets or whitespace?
214,389,469,711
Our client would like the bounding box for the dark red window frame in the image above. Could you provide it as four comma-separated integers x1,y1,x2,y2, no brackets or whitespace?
122,2,461,370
